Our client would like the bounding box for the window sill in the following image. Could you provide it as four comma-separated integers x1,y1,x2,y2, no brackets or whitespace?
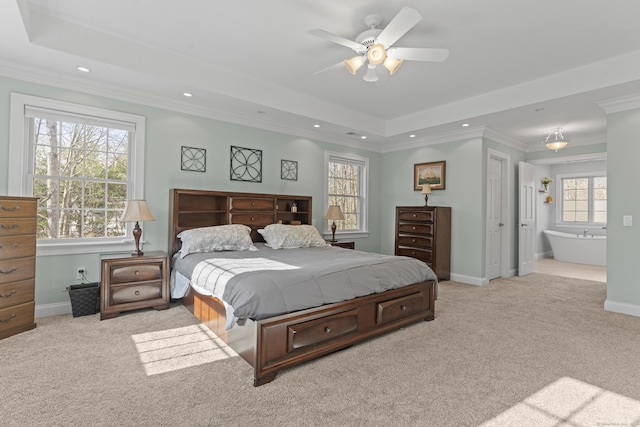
36,239,143,256
323,231,369,240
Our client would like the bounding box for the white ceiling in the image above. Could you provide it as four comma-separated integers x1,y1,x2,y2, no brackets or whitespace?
3,0,640,153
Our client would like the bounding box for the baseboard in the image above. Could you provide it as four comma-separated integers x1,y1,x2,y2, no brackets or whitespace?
604,300,640,318
448,273,487,286
35,302,72,318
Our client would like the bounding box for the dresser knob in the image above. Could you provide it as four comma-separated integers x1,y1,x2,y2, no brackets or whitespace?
412,214,417,218
135,271,140,275
412,239,416,243
135,290,140,296
412,227,416,230
13,243,19,248
251,217,255,221
251,202,256,206
401,305,407,311
324,327,332,334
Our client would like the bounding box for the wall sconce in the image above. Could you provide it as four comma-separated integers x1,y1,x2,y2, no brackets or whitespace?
324,205,344,243
120,200,155,256
422,184,432,206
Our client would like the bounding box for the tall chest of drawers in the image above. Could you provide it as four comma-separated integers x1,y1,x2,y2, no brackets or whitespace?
395,205,451,281
0,196,37,340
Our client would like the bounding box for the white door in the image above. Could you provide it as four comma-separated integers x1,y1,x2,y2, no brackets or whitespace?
518,161,536,276
487,157,503,280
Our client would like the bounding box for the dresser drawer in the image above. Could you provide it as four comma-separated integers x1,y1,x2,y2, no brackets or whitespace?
376,292,424,325
287,308,359,352
397,223,433,235
111,264,162,284
396,247,432,262
0,301,35,335
230,213,273,226
0,257,35,285
230,197,274,211
0,234,37,259
398,235,433,248
0,199,37,219
110,282,163,305
398,211,433,223
0,218,37,237
0,279,34,309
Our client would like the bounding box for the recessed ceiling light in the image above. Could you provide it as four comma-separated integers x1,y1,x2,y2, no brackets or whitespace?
257,110,266,114
409,134,416,138
462,123,470,127
314,124,320,128
535,107,544,112
76,66,90,73
361,135,367,139
183,92,193,97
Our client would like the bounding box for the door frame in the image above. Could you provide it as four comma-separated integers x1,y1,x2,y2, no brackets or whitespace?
486,148,511,280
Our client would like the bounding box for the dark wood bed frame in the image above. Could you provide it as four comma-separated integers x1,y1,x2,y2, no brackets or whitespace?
169,189,436,386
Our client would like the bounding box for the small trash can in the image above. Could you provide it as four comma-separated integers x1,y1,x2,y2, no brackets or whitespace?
68,282,100,317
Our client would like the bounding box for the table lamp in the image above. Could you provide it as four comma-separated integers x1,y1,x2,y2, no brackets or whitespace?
422,184,432,206
324,205,344,243
120,199,155,256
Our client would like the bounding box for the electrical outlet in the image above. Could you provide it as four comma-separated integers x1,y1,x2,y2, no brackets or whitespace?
76,266,86,280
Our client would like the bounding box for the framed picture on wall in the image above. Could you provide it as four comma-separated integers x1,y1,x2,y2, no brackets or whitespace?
414,161,446,191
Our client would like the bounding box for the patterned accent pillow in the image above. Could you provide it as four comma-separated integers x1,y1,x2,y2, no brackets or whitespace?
178,224,257,258
258,224,327,249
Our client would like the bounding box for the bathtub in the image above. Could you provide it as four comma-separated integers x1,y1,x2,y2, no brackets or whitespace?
543,230,606,266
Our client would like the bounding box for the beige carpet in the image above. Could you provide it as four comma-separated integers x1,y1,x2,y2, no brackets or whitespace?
2,274,640,427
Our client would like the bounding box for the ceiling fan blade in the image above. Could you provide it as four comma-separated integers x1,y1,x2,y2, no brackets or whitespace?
308,29,365,52
375,7,422,49
387,47,450,62
312,61,348,75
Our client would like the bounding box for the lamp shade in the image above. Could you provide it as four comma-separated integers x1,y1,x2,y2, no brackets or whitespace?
325,205,345,221
543,128,569,151
120,200,155,222
367,44,387,65
344,56,365,75
421,184,432,195
383,56,403,75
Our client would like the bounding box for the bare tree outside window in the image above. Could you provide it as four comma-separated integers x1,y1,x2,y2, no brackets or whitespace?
32,118,129,239
328,160,362,231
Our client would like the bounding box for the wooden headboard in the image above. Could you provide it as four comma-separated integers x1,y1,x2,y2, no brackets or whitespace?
169,189,313,255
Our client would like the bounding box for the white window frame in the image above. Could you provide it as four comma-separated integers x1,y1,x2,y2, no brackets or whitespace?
554,171,607,228
8,93,146,255
323,150,369,239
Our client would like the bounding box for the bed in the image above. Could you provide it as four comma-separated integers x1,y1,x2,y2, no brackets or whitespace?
169,189,437,386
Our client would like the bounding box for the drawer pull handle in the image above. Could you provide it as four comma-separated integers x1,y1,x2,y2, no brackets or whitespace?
0,289,17,298
251,217,255,221
401,305,407,311
135,271,140,275
0,313,16,323
0,223,19,230
135,290,140,296
0,205,20,212
0,268,17,275
251,202,255,206
412,214,417,218
411,251,416,255
412,227,416,230
324,327,332,334
412,239,416,243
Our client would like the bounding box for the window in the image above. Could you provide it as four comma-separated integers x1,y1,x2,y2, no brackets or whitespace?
9,93,145,255
324,151,369,237
559,174,607,225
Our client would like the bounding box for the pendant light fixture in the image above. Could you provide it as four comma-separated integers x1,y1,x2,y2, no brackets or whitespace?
543,128,569,151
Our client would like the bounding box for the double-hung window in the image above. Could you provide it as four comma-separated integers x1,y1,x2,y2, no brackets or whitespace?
558,173,607,226
324,151,369,237
9,93,146,255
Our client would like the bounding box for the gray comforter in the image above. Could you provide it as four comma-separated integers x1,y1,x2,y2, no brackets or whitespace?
172,243,436,320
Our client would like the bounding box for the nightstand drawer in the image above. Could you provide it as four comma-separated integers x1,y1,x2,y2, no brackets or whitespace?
111,264,162,284
110,282,163,305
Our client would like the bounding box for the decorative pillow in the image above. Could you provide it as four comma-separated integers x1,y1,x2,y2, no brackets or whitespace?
178,224,257,258
258,224,327,250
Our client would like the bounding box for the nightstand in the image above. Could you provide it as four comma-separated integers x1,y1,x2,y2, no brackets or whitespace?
100,251,169,320
327,241,355,250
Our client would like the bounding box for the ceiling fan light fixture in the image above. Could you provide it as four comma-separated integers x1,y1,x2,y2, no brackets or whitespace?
543,128,569,151
367,43,387,65
344,56,365,75
383,56,403,75
363,64,378,82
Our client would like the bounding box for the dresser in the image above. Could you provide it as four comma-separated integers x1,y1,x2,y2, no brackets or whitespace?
0,196,37,340
395,205,451,281
100,251,169,320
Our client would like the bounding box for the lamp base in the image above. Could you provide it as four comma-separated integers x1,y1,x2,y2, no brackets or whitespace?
330,221,337,244
130,250,144,257
131,221,144,257
424,194,429,207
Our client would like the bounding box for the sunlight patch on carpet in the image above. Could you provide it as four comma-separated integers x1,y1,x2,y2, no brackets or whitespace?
480,377,640,426
131,323,237,375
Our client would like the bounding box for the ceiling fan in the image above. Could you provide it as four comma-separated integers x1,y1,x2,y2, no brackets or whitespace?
309,7,449,83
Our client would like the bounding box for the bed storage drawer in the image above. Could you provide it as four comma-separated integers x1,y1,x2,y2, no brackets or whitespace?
287,308,358,352
376,292,425,325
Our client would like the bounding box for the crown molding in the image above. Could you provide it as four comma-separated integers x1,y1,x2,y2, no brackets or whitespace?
598,94,640,114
